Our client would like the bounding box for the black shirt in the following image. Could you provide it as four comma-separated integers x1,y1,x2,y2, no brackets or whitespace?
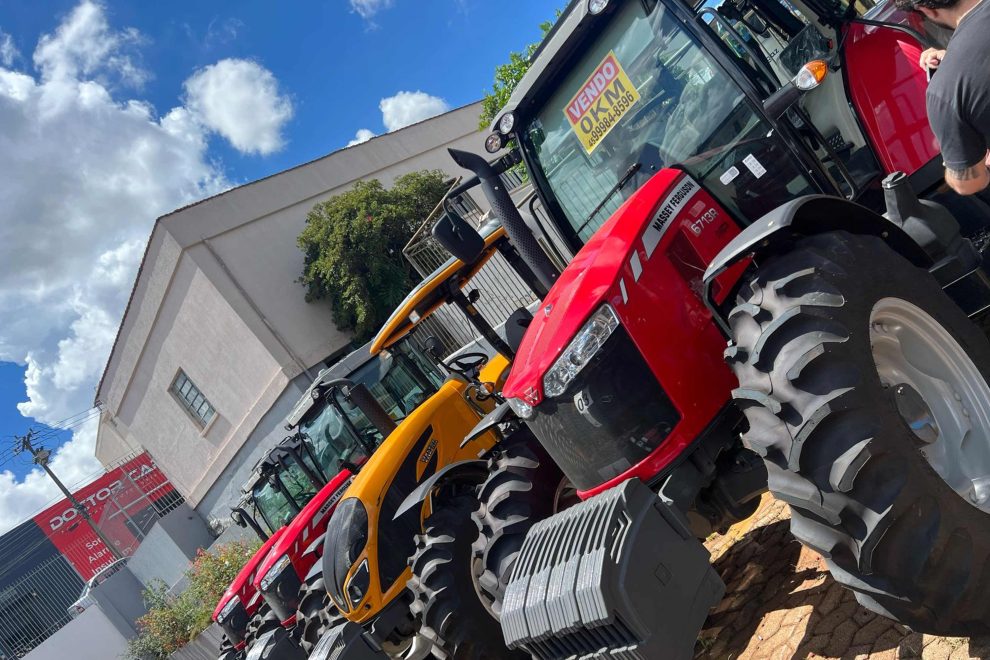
926,0,990,170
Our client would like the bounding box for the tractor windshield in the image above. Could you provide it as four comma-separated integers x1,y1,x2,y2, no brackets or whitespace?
350,341,445,421
251,461,316,531
522,0,815,246
300,342,444,477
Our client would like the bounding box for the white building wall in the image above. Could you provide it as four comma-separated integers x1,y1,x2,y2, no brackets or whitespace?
96,102,493,519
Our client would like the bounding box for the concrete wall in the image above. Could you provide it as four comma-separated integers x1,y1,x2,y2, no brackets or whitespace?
169,624,223,660
128,504,213,590
90,566,149,638
24,606,130,660
196,369,311,524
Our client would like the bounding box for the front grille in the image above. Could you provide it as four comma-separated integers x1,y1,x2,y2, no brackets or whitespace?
263,568,303,622
218,600,249,644
527,327,680,492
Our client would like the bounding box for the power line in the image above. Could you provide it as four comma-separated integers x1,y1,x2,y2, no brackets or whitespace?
12,430,122,561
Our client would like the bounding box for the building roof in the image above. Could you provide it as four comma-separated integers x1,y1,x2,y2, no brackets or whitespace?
94,101,484,405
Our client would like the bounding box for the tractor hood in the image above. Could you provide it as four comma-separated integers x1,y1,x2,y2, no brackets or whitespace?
213,526,287,621
503,169,685,405
253,469,354,589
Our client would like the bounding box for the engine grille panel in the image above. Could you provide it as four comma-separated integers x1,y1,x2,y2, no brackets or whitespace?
527,328,680,492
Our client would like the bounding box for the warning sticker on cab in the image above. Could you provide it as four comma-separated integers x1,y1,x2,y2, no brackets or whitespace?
564,51,640,154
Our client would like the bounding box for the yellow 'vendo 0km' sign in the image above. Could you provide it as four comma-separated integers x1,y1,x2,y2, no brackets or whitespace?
564,51,640,154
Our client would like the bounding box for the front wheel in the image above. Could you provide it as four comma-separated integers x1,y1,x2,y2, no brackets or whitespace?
407,495,527,660
295,571,344,654
728,231,990,635
244,604,281,650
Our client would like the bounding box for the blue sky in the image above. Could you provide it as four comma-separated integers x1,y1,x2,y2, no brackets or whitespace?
0,0,560,530
0,0,559,183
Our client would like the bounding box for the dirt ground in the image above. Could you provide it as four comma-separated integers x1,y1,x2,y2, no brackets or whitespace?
696,496,990,659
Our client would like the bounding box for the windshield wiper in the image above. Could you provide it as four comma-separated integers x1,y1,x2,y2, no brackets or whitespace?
575,162,642,236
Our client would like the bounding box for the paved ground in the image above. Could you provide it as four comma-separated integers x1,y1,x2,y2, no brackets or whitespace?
696,496,990,659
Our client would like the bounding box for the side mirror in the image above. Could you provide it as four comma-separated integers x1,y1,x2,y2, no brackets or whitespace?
230,509,245,528
433,208,485,264
763,60,828,119
424,336,444,360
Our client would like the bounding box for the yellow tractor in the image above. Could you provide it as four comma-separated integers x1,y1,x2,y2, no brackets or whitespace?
305,221,565,660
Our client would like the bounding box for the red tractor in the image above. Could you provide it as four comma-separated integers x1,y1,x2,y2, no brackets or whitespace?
427,0,990,655
213,343,443,660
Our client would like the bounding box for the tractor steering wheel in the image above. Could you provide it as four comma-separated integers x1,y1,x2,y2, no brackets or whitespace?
444,352,489,378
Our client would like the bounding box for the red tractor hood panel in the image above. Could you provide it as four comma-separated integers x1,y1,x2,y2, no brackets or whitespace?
213,526,287,621
504,169,683,404
253,469,353,589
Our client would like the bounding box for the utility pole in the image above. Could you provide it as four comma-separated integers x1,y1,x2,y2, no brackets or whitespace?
15,430,122,561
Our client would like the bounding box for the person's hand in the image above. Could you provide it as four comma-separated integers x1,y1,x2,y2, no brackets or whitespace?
919,48,946,71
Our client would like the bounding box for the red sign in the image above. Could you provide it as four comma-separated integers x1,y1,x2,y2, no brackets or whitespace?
32,453,177,580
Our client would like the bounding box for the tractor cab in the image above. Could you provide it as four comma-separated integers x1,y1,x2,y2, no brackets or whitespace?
486,0,955,261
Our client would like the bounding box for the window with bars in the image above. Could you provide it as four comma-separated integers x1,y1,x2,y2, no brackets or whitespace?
170,371,216,428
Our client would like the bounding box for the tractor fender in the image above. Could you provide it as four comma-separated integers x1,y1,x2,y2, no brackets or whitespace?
702,196,934,334
704,195,932,283
303,556,322,584
460,401,514,448
303,533,326,560
393,460,489,521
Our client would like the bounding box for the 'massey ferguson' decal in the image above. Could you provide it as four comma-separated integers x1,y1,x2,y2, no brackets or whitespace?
314,477,353,525
642,177,699,258
564,51,640,154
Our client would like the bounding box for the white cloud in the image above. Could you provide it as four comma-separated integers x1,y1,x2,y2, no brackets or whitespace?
350,0,395,19
184,58,294,155
0,31,18,67
347,128,376,147
0,2,231,533
379,90,450,132
34,1,147,87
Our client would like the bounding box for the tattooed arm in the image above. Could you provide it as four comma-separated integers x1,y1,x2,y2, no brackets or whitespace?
944,155,990,196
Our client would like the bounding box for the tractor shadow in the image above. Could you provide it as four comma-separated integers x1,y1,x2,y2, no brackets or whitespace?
694,512,990,659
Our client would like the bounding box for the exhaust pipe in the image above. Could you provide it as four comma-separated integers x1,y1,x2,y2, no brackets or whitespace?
447,148,558,294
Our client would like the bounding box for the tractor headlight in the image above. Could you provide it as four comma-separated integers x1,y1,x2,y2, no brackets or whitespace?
588,0,610,14
485,132,504,154
543,305,620,398
507,397,535,420
259,555,292,592
498,112,516,135
216,595,240,624
347,559,370,607
323,498,369,611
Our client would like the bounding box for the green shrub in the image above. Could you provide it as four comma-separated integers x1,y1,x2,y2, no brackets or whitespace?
127,539,260,659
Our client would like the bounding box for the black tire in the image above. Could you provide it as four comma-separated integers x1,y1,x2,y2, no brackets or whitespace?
471,435,564,616
407,495,527,660
244,604,280,649
217,636,240,660
296,572,344,654
727,230,990,635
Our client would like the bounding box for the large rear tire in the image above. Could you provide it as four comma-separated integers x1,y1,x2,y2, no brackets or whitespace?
471,434,564,617
727,231,990,635
407,495,526,660
296,572,344,654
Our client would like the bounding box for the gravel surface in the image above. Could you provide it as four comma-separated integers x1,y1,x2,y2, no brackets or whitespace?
697,496,990,659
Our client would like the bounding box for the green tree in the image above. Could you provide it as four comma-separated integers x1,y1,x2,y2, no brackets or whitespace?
298,170,450,340
479,15,558,130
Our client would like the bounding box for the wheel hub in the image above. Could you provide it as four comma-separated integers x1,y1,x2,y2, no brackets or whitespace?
870,298,990,513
